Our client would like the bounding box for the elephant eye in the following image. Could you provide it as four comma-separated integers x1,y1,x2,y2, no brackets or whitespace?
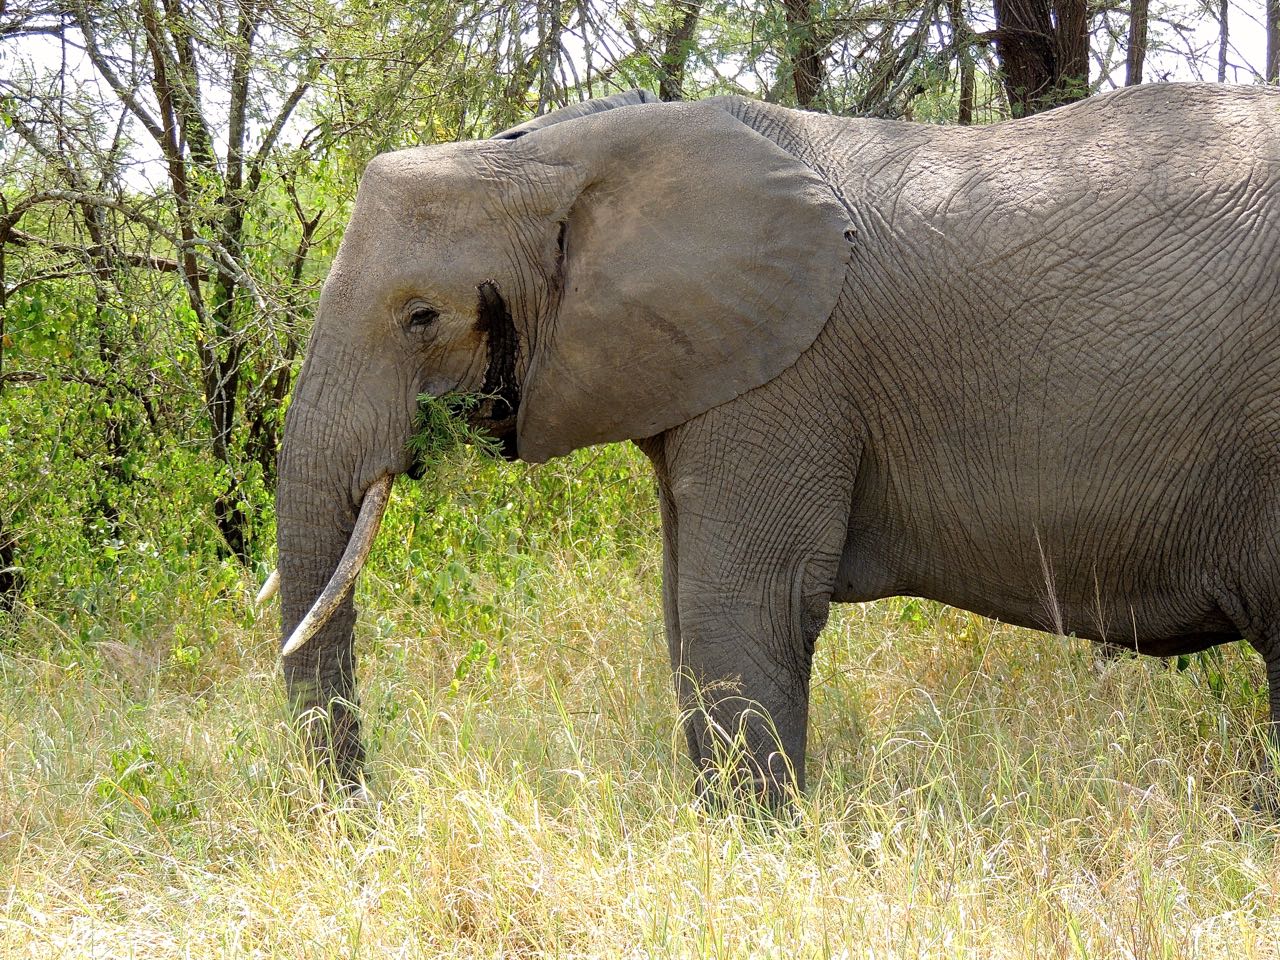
407,304,440,330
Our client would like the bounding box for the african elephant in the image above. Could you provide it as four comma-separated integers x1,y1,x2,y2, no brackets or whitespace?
275,83,1280,805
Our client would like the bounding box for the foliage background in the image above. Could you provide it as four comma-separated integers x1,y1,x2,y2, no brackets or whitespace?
2,2,1280,956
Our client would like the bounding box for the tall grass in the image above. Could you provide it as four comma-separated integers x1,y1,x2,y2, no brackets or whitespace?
3,443,1279,958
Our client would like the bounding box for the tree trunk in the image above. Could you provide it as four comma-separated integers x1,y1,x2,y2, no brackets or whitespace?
992,0,1057,116
949,0,975,124
1218,0,1229,83
79,200,134,533
1053,0,1088,97
1126,0,1148,85
658,0,701,101
245,193,318,492
992,0,1089,116
537,0,564,113
0,222,15,615
0,211,7,401
1269,0,1279,82
782,0,827,109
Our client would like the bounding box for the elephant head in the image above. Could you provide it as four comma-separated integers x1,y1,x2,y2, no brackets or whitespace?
276,97,853,788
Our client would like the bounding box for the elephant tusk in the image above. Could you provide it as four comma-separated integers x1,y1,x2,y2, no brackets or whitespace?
255,569,280,606
280,474,394,658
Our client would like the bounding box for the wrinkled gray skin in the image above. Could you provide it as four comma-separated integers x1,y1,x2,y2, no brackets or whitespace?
279,83,1280,803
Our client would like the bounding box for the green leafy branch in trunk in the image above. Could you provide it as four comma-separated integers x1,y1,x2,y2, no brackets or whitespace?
407,393,502,471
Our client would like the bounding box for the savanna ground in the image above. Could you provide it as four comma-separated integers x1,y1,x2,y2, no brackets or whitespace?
3,442,1279,959
7,3,1280,954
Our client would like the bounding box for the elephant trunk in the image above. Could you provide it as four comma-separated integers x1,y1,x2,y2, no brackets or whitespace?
276,474,365,787
275,346,404,790
280,474,392,657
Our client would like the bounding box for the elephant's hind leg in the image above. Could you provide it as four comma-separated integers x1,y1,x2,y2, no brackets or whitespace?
1244,638,1280,812
646,403,859,808
1217,584,1280,813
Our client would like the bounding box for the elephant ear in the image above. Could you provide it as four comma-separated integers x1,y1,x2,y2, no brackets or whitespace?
512,101,853,463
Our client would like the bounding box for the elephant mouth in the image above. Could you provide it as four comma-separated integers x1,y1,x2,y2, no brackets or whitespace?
483,418,519,461
405,393,519,481
466,405,519,461
407,281,521,479
404,417,517,478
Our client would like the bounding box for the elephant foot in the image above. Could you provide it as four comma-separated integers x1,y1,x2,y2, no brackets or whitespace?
692,760,801,820
332,778,375,814
293,698,368,802
1248,744,1280,820
1248,781,1279,819
302,758,375,824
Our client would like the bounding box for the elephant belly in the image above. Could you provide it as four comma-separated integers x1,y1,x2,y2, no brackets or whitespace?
831,515,1244,654
910,583,1241,655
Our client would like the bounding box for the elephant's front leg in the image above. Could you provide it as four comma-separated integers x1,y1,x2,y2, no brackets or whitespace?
644,410,858,807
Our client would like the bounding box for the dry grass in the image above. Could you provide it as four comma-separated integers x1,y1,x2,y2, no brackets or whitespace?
3,537,1280,958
